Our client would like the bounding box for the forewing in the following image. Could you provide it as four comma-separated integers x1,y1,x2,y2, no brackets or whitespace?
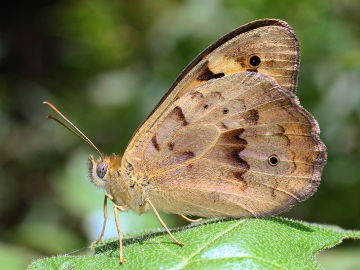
124,72,326,218
124,19,300,154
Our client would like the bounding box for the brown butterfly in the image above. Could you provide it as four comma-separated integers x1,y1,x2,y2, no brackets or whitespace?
44,19,327,263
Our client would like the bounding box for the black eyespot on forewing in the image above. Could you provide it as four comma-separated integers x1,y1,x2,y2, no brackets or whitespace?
96,162,108,178
249,55,261,67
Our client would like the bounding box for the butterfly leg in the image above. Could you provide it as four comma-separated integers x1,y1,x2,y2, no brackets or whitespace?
91,193,113,246
113,204,128,264
145,198,184,247
179,215,203,223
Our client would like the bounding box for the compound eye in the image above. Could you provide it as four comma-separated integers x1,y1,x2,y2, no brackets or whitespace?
96,162,108,179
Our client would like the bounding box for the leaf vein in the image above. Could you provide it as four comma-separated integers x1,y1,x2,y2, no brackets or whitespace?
174,220,246,270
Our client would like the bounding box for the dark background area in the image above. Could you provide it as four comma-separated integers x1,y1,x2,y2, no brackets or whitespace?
0,0,359,269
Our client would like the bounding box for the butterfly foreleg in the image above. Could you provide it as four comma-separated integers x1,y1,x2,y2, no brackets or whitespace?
145,198,184,247
91,193,113,246
179,215,203,223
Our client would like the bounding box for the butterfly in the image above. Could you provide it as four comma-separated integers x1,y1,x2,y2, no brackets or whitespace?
44,19,327,263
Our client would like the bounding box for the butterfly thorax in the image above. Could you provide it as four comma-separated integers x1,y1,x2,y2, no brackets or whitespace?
114,160,151,214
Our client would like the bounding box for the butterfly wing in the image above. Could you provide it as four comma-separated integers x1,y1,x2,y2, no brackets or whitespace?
124,19,300,154
123,72,326,217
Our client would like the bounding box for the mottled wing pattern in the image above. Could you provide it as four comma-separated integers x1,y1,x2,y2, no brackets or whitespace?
124,72,326,218
125,19,299,152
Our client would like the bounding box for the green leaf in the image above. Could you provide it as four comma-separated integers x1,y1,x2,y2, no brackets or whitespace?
28,217,360,270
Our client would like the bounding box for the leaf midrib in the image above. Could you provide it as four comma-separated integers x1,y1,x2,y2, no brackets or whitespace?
174,220,249,270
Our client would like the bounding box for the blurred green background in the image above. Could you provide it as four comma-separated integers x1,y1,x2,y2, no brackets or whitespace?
0,0,359,269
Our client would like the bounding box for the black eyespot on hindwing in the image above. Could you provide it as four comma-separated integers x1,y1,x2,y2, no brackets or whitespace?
268,155,279,166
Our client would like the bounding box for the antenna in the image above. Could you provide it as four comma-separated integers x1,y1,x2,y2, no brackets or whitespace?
43,101,103,158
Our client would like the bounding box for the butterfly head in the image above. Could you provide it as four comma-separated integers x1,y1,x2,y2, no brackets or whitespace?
88,154,122,189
